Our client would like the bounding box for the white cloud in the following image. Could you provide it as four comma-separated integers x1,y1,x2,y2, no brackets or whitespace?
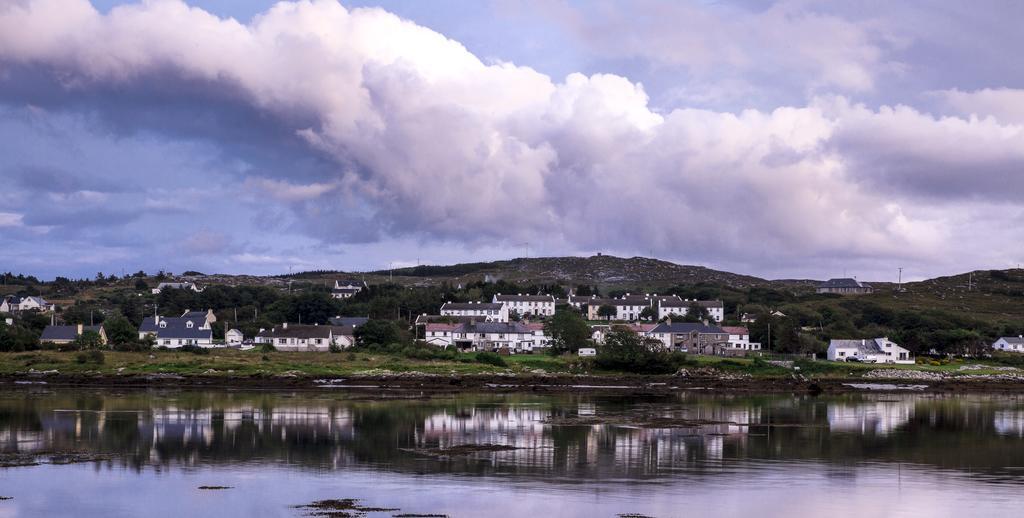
0,212,25,227
1,0,1023,277
933,88,1024,125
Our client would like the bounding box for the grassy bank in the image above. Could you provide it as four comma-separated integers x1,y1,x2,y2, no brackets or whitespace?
1,350,1021,380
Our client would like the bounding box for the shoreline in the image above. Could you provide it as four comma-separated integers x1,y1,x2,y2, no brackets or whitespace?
4,372,1024,395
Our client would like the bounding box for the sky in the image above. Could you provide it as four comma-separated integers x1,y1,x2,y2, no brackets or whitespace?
1,0,1023,282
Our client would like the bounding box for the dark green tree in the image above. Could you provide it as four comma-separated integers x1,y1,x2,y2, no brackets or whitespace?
545,309,592,354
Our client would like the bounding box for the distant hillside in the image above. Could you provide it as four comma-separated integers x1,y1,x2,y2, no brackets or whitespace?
365,255,808,291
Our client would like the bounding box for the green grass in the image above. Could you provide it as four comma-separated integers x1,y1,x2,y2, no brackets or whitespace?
0,349,1020,380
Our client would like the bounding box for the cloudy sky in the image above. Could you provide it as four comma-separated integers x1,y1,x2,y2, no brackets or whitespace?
1,0,1023,281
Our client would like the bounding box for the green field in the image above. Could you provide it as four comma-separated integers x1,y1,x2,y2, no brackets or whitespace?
0,349,1019,380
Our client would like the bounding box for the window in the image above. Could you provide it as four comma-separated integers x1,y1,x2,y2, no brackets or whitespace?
838,351,845,356
278,338,286,344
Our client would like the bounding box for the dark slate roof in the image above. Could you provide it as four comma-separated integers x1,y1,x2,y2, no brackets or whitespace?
650,323,726,334
818,278,870,289
335,279,366,287
329,316,369,327
494,294,555,303
257,324,332,339
441,302,504,311
139,317,212,339
41,325,103,341
332,288,360,294
999,336,1024,344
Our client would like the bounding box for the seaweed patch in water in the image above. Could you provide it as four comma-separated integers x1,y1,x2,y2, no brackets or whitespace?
198,486,233,490
618,514,657,518
295,498,400,517
0,497,12,501
392,515,448,518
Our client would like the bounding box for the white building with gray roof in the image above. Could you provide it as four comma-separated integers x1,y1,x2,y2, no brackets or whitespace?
440,301,508,322
993,336,1024,353
827,338,913,364
493,293,555,317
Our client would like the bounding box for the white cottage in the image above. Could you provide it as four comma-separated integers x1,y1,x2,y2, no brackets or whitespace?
827,338,913,364
993,336,1024,353
493,294,556,317
440,301,509,322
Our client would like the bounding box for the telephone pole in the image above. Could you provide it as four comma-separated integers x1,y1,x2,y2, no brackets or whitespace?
897,267,903,293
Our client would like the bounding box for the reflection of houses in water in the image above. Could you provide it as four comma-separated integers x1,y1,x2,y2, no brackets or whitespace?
149,405,355,444
827,398,914,435
994,410,1024,437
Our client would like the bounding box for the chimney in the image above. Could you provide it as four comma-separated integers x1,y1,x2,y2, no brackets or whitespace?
283,322,289,329
77,323,83,336
861,339,865,345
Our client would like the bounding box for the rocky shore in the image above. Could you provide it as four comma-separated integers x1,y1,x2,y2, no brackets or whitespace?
4,369,1024,395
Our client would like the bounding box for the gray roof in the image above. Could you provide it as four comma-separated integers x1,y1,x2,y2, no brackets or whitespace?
441,302,504,311
332,287,360,294
650,323,727,334
660,299,723,308
461,322,534,334
999,336,1024,344
415,314,482,325
494,294,555,303
329,316,369,327
829,339,884,354
818,278,870,289
139,317,212,340
257,325,332,339
41,325,103,341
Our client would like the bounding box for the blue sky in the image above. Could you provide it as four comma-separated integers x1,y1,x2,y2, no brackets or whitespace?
2,0,1024,281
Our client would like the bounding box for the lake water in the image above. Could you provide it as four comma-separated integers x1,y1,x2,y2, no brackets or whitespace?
2,388,1024,517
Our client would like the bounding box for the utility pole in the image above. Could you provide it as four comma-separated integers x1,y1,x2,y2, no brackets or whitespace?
767,322,771,354
897,267,903,293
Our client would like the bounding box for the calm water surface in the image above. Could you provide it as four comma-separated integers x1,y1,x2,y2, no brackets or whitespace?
2,388,1024,517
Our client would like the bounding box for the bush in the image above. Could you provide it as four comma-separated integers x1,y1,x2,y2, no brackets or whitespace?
75,350,105,364
260,342,277,353
595,329,680,374
475,351,507,367
112,341,151,352
178,344,210,355
328,342,342,353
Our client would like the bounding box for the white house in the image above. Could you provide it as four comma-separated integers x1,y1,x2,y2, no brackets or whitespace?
432,321,550,353
331,279,366,299
1,296,55,313
827,338,913,364
440,301,508,322
255,323,333,351
225,328,244,346
993,336,1024,353
151,282,203,295
493,294,556,317
424,322,461,348
722,326,762,352
657,299,725,323
138,315,214,348
586,298,649,321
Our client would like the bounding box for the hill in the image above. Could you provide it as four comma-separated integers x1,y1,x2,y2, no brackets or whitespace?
362,255,812,291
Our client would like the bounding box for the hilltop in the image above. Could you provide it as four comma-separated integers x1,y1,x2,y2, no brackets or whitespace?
277,255,815,292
